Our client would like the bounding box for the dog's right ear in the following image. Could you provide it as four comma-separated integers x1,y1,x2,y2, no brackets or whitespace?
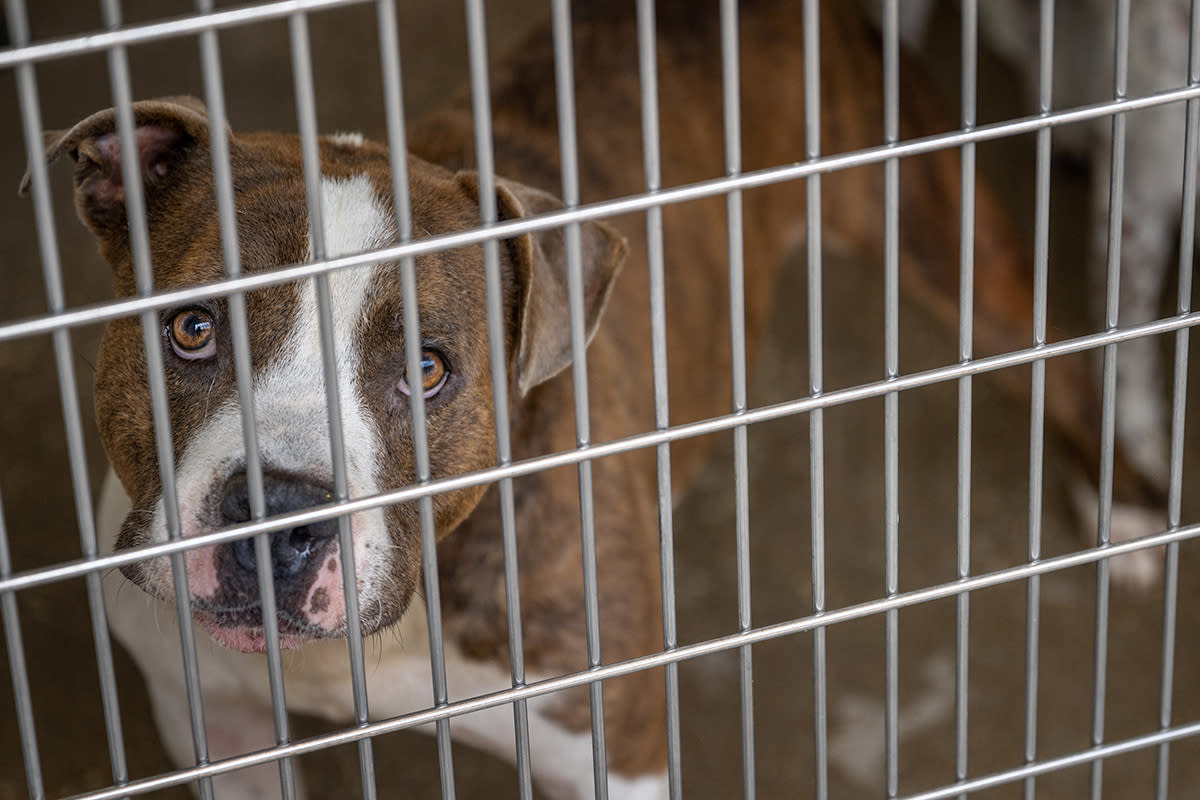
457,172,629,397
19,96,214,237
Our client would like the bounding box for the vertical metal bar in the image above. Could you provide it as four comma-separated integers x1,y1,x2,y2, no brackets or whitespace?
197,8,292,798
290,7,426,798
0,493,45,800
712,0,755,797
207,2,378,794
801,3,827,799
396,223,458,800
1024,3,1055,799
390,153,458,799
1090,2,1130,796
310,278,375,800
1155,3,1199,796
554,0,607,788
217,14,384,800
882,1,901,797
955,3,977,796
268,4,391,796
312,120,382,800
464,0,533,795
378,5,470,797
643,0,683,788
6,0,130,789
97,2,215,796
245,483,294,800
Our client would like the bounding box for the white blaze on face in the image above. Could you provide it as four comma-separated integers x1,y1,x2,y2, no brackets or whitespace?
328,131,365,148
144,173,396,634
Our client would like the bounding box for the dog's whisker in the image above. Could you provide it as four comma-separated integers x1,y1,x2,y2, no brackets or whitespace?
201,374,218,421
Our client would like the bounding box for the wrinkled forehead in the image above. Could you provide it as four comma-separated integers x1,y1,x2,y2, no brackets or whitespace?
228,138,396,271
222,139,477,265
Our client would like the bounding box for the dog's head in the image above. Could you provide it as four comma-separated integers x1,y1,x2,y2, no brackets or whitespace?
28,97,626,652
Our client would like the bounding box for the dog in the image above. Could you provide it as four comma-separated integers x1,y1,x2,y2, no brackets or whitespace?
874,0,1192,587
26,1,1165,797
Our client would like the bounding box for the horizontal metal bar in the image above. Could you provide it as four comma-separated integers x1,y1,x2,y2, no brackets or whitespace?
0,0,373,69
58,518,1200,800
7,83,1200,346
2,308,1196,595
898,721,1200,800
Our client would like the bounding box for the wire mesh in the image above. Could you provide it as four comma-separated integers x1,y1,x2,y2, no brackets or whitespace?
1,1,1197,799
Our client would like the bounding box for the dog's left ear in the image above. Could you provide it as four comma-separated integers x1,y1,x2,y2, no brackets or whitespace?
457,172,628,396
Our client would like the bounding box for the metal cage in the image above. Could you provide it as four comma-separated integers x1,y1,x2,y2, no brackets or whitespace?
1,0,1198,798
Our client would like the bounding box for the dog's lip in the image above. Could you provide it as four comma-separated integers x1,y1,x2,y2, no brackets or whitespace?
193,606,323,653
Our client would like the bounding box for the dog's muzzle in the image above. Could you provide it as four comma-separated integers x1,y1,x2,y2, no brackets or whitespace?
219,472,337,581
176,471,355,652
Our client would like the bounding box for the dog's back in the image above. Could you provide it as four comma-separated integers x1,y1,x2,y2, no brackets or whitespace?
411,0,1071,486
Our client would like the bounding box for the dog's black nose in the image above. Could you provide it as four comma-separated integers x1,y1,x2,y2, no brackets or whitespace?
220,473,337,580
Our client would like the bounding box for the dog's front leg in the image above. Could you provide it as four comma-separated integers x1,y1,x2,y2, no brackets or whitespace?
143,671,305,800
1080,102,1184,590
1088,102,1183,496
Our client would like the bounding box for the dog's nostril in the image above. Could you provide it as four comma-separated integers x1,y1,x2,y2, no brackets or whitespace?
270,525,325,577
220,473,338,580
230,536,258,575
228,520,339,580
289,530,312,557
219,474,252,524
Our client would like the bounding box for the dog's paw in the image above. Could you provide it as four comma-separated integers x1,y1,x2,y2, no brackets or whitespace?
1071,481,1168,592
1107,502,1169,592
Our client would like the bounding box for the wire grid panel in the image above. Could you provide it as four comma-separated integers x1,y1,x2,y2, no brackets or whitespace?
1,1,1199,799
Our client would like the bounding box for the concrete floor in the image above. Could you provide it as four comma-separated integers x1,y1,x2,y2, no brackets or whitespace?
2,1,1199,798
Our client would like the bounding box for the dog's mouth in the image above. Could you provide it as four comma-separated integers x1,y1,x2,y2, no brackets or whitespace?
114,465,400,651
192,604,331,653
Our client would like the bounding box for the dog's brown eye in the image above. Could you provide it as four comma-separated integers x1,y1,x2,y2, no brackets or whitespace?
167,308,216,360
398,351,448,398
